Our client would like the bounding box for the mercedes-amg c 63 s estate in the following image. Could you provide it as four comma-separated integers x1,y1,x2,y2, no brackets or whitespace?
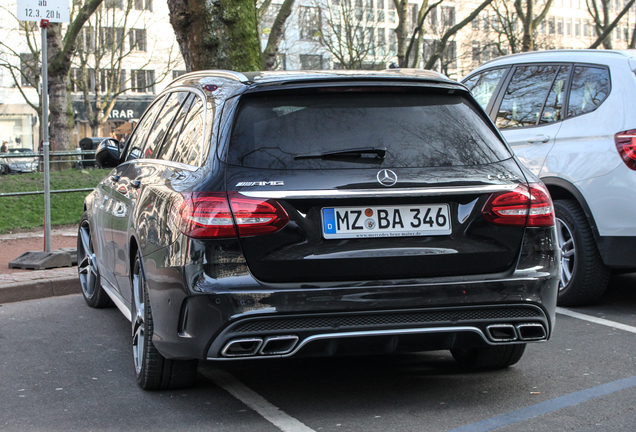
78,69,559,390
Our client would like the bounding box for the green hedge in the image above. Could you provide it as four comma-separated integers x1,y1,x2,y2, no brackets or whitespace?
0,169,109,233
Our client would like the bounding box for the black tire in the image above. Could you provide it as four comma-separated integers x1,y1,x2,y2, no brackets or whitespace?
451,344,526,370
77,212,112,308
554,199,610,307
131,255,198,390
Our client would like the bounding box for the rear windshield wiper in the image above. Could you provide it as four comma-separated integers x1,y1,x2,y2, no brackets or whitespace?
294,147,387,160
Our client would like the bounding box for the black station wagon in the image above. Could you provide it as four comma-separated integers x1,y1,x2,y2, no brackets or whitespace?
79,69,560,389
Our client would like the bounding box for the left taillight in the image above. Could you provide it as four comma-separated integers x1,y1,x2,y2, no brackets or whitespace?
170,192,289,239
615,129,636,170
482,183,555,227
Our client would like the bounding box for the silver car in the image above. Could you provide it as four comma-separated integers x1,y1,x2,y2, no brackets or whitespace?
463,49,636,306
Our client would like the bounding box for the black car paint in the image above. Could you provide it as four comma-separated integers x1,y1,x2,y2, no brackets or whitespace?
85,70,559,362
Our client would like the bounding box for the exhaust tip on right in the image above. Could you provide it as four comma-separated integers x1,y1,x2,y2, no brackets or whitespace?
222,338,263,357
516,323,547,341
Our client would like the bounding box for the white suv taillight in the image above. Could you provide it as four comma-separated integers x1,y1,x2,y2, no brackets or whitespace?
170,192,289,239
614,129,636,171
482,183,555,227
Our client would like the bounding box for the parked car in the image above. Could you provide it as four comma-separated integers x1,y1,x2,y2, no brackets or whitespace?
79,69,559,390
77,137,109,168
463,49,636,306
0,148,38,174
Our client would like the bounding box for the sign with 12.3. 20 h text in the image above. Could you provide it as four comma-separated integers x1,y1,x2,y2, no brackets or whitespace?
17,0,70,23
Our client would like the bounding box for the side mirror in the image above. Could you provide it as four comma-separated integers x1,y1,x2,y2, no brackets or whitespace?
95,138,121,168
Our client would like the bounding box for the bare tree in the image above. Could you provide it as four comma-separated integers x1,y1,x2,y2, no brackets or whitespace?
587,0,636,49
0,10,42,130
317,0,391,69
422,0,493,71
47,0,105,153
514,0,552,52
71,1,179,135
260,0,296,70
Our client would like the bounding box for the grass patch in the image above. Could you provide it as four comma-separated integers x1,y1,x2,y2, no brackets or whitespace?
0,169,109,233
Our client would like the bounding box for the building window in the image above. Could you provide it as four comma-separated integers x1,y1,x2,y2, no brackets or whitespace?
261,2,283,38
20,53,37,87
80,27,95,52
472,42,480,63
557,17,563,35
131,70,155,93
377,0,385,21
574,19,580,37
104,0,123,9
377,27,386,55
134,0,152,11
99,69,126,92
441,6,455,27
389,31,397,56
565,18,571,36
299,55,323,70
388,0,396,23
549,16,555,35
172,70,187,79
472,16,479,30
298,6,321,41
129,29,147,51
101,27,124,50
583,20,589,37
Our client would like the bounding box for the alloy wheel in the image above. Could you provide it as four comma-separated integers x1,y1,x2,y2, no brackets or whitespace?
77,220,98,299
556,217,576,291
132,260,146,375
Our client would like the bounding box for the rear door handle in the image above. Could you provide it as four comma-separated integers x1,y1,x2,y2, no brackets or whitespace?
526,135,550,144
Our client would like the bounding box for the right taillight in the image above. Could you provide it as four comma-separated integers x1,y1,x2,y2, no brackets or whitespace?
482,183,554,227
615,129,636,170
170,192,289,239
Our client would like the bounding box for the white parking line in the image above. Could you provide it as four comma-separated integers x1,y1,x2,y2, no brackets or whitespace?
556,307,636,334
202,368,316,432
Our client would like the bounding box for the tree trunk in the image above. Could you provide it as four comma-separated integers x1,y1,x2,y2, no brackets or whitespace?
47,23,72,157
395,0,408,66
262,0,295,70
168,0,261,72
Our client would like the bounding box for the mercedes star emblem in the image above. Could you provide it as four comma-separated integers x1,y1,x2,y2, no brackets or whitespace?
377,169,397,187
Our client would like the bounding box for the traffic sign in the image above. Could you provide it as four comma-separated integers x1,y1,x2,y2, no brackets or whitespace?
17,0,70,23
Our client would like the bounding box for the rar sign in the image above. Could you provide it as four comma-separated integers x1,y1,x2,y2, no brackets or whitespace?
17,0,70,23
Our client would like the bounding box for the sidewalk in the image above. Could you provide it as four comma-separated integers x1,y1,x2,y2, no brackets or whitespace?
0,226,81,303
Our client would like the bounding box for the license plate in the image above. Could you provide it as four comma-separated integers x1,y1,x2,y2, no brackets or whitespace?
322,204,451,239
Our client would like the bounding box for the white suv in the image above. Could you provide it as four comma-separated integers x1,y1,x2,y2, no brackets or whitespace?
463,49,636,306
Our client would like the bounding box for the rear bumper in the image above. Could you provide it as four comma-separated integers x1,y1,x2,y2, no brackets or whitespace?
141,227,559,360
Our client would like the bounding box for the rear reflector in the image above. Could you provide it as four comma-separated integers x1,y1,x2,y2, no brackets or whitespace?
170,192,289,239
482,183,554,227
615,129,636,170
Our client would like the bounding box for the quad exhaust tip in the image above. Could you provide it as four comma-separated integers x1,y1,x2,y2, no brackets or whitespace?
222,335,299,358
516,323,547,341
486,324,518,342
259,335,299,355
222,338,263,357
486,323,547,342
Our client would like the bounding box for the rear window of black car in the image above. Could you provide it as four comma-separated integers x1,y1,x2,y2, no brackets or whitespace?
227,89,510,169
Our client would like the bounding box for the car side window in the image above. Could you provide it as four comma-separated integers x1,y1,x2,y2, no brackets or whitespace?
141,93,183,159
157,93,192,161
124,95,166,161
540,65,571,125
496,65,559,129
463,68,507,110
171,96,205,166
567,66,610,117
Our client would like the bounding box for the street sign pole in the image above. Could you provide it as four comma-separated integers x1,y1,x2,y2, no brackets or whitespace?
16,0,69,253
41,19,51,253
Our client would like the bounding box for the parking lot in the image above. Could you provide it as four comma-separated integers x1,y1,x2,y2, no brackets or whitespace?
2,273,636,432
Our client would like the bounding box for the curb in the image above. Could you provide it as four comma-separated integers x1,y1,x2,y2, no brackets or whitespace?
0,276,81,304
